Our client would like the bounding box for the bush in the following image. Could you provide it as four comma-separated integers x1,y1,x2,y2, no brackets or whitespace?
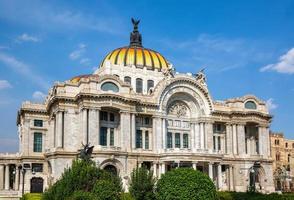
20,193,42,200
156,168,217,200
217,192,294,200
42,159,122,200
92,179,121,200
66,191,97,200
129,167,156,200
120,193,134,200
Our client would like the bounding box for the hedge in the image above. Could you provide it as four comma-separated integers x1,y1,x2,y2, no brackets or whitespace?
20,193,42,200
217,191,294,200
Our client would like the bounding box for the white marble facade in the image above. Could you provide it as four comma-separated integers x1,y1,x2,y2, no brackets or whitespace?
0,22,275,197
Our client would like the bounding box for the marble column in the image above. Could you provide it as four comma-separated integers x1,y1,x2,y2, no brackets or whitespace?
208,162,213,180
200,123,205,150
229,165,234,191
82,109,88,144
15,167,19,190
192,162,197,170
191,123,195,151
195,123,200,149
131,114,136,149
161,162,165,174
218,164,222,190
4,164,9,190
96,109,100,146
206,123,213,152
232,124,238,155
56,111,63,148
152,117,157,151
258,126,264,156
237,124,246,155
226,124,233,154
0,165,4,190
162,118,166,149
153,162,157,177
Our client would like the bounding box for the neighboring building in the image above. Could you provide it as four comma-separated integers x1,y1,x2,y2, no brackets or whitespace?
270,132,294,192
0,19,275,198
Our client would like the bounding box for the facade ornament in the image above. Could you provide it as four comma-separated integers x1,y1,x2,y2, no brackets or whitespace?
168,101,188,117
194,68,206,86
79,142,94,161
163,64,175,78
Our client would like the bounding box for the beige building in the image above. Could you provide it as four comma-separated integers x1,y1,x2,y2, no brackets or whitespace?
270,132,294,191
0,20,275,198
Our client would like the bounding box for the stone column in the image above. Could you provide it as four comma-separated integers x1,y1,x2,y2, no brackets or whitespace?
215,136,219,152
97,109,100,146
56,111,63,148
153,162,157,177
200,123,205,150
131,114,136,149
206,123,213,152
232,124,237,155
152,117,157,151
142,130,146,149
191,123,195,151
89,109,99,146
218,164,223,190
15,166,19,190
226,123,232,154
4,164,9,190
161,162,165,174
0,164,4,190
229,165,234,191
208,162,213,180
82,109,88,144
19,169,23,193
195,123,200,149
156,118,162,152
237,124,246,155
265,127,270,157
162,118,166,149
192,162,197,170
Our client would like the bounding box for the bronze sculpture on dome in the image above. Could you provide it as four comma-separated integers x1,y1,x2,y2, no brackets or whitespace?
130,18,142,47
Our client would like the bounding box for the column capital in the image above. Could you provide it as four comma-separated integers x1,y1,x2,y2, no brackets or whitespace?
192,161,198,164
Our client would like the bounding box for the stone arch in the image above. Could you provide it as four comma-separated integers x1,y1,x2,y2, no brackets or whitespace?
100,158,123,176
247,165,266,191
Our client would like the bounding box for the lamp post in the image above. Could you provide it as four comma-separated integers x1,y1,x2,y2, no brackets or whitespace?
18,165,35,195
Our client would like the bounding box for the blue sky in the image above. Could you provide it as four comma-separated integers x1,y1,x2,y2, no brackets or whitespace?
0,0,294,152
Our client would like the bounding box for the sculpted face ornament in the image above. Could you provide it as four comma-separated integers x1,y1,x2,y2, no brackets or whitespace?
168,101,188,117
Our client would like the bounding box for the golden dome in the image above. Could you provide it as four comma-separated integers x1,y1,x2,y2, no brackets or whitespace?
100,18,169,71
100,46,169,71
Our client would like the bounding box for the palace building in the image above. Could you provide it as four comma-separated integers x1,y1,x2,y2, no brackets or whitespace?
0,19,275,198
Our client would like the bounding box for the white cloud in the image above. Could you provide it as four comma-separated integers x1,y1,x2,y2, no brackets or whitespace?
0,52,49,89
260,48,294,74
32,91,46,102
266,98,278,111
16,33,40,43
69,43,91,66
0,80,12,89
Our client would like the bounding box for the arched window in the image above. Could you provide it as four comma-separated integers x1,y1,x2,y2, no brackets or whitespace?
124,76,131,85
136,78,143,93
104,165,117,176
101,82,119,92
147,80,154,91
245,101,257,109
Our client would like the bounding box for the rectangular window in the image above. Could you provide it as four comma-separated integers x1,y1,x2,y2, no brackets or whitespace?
110,113,115,122
33,132,42,152
218,136,221,150
100,127,107,146
183,134,188,148
167,132,172,148
145,131,149,149
175,120,181,127
34,120,43,127
175,133,181,148
144,117,150,125
110,128,114,146
100,111,108,121
32,163,43,172
136,130,142,148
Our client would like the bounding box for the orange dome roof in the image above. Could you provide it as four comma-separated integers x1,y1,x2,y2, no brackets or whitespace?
100,46,169,71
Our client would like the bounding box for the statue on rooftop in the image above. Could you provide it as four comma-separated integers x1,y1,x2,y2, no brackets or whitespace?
130,18,142,47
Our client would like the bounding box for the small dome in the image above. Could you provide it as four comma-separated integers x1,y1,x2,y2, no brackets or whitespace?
100,18,170,71
100,46,169,71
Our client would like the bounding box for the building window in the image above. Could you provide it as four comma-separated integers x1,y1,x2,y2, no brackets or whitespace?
147,80,154,91
110,113,115,122
175,133,181,148
32,163,43,172
136,78,143,93
110,128,114,146
124,76,131,85
101,82,119,92
276,152,280,161
213,123,223,133
288,154,291,163
167,132,172,148
245,101,257,109
136,130,142,148
286,142,288,148
33,132,42,152
144,117,150,125
145,131,149,149
100,111,108,121
183,134,188,148
100,127,107,146
34,120,43,127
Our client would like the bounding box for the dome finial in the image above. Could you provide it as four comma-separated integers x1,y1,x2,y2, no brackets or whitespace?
130,18,142,47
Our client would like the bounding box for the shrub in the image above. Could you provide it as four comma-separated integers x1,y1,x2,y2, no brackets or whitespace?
42,159,122,200
129,167,156,200
120,193,134,200
66,191,97,200
20,193,42,200
92,179,121,200
217,192,294,200
156,168,217,200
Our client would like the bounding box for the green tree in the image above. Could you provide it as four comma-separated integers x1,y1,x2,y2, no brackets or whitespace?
156,168,217,200
129,167,156,200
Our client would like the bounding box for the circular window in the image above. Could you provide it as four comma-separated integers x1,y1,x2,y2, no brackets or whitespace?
245,101,257,109
101,82,119,93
